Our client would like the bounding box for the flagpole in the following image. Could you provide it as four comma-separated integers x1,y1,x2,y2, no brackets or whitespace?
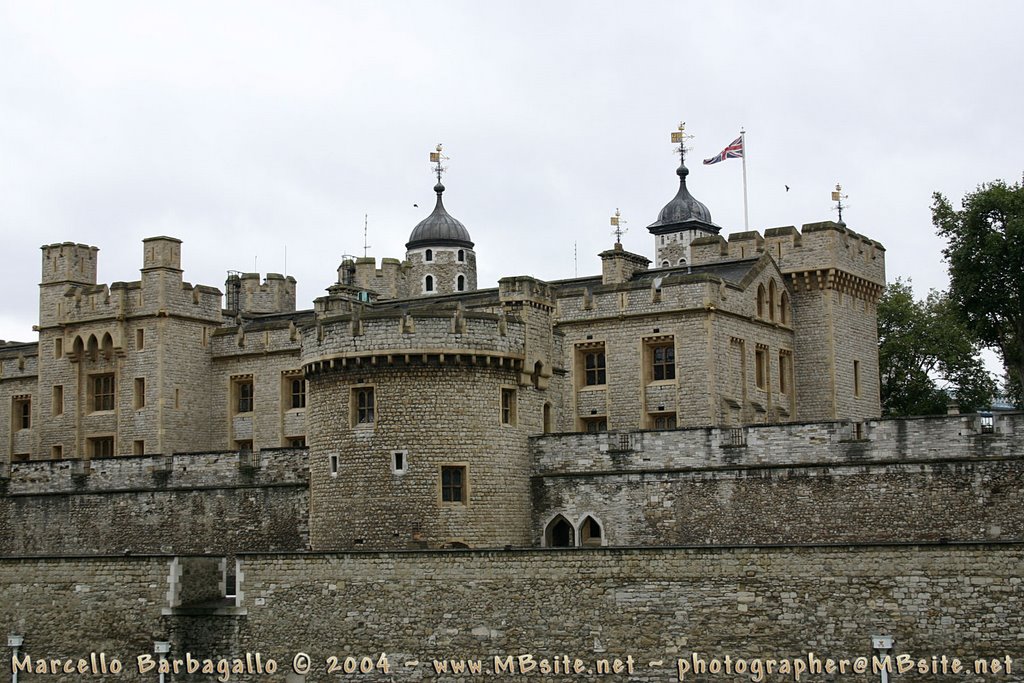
740,128,749,230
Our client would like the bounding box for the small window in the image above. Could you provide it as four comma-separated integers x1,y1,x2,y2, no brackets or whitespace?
51,445,63,459
136,328,145,351
288,436,306,447
779,291,790,325
92,374,115,412
425,249,433,262
12,453,30,463
134,377,146,409
853,360,861,397
756,284,766,318
583,417,607,433
133,440,145,455
13,397,31,430
234,379,253,414
235,440,252,453
457,249,465,262
755,347,768,390
580,347,606,386
424,275,434,293
52,385,63,416
581,516,603,546
290,378,306,409
392,450,408,474
90,436,115,458
457,274,465,292
352,387,375,426
661,260,670,267
652,413,677,429
545,515,575,547
441,465,467,503
329,453,339,476
543,402,553,433
501,387,516,425
54,338,63,358
650,343,675,381
768,281,777,322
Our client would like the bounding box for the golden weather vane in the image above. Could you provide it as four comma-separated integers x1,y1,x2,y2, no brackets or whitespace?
429,143,449,183
670,121,694,162
610,208,627,244
831,183,849,223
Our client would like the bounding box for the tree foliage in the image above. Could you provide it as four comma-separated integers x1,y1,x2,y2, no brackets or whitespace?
878,280,995,416
933,180,1024,400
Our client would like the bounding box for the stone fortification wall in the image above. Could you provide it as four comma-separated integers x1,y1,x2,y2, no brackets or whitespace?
4,543,1018,682
532,414,1024,546
0,449,309,555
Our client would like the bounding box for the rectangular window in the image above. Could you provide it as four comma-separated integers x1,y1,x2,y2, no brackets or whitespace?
755,347,768,390
235,439,253,452
90,436,115,458
583,417,608,433
290,377,306,409
12,453,30,462
133,440,145,455
329,453,339,476
652,413,677,430
650,343,676,381
53,385,64,416
13,397,31,430
779,351,792,395
577,343,607,387
854,360,861,397
392,450,408,474
92,374,115,411
234,378,254,414
352,386,375,426
500,387,516,425
441,465,467,503
134,377,146,409
288,436,306,447
51,445,63,459
136,328,145,351
54,338,63,358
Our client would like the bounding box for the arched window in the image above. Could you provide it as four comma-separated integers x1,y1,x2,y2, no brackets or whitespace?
545,515,575,547
456,274,465,291
457,249,465,262
424,275,434,292
780,291,790,325
581,516,603,546
756,284,766,318
661,261,670,268
678,258,686,265
768,281,777,322
425,249,433,262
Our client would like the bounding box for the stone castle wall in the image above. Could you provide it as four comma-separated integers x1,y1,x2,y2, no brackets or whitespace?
0,449,309,555
1,543,1020,682
532,413,1023,546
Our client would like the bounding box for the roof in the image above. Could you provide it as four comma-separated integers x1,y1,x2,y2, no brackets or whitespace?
406,182,474,250
646,161,720,236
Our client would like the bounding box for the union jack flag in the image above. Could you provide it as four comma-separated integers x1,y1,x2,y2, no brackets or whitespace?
703,135,744,165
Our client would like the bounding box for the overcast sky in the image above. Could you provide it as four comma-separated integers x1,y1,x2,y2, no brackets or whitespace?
1,1,1020,344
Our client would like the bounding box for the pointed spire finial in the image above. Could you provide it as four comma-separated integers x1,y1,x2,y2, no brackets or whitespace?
429,143,449,190
670,121,694,165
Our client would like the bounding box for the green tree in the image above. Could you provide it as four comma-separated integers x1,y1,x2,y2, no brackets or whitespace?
933,180,1024,399
878,280,995,416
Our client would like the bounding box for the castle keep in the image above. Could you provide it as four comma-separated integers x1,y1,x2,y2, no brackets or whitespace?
1,140,1021,680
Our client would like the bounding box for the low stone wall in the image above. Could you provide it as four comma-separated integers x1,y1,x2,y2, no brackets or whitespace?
2,544,1020,682
0,449,309,555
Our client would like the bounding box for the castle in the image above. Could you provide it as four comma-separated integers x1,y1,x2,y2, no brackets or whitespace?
1,140,1021,681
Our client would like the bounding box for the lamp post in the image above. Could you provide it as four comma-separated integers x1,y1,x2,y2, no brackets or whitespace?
154,641,171,683
8,635,24,683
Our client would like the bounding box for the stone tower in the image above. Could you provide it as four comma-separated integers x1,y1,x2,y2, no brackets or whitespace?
646,145,721,267
405,149,478,296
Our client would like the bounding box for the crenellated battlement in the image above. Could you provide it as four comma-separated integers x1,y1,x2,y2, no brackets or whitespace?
40,242,99,285
225,272,297,315
692,221,885,297
301,308,526,374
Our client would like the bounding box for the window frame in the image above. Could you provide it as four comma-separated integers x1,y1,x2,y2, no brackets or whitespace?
89,435,115,458
288,376,306,410
13,396,31,430
647,339,676,382
233,377,254,414
92,374,115,412
351,385,376,427
577,343,607,387
754,346,768,391
500,386,517,425
440,464,468,504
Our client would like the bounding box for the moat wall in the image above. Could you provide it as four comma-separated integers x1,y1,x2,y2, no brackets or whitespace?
0,449,309,554
0,544,1021,682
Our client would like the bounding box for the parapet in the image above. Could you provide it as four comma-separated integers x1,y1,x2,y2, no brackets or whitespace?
226,272,297,315
691,221,885,287
40,242,99,285
142,236,183,271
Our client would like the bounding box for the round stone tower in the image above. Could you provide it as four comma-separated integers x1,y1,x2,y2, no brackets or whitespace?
302,292,553,550
405,150,478,296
